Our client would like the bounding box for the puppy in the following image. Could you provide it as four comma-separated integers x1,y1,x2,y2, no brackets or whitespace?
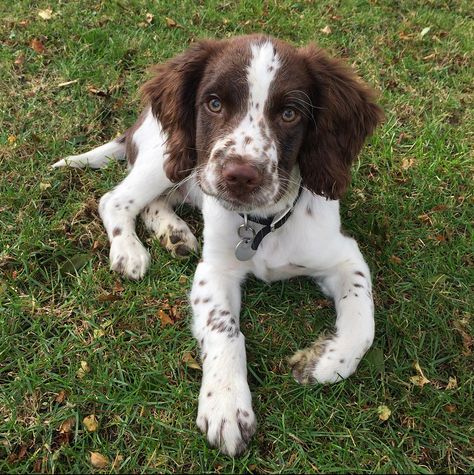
54,34,383,456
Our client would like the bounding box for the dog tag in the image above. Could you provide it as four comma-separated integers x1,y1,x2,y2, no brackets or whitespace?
235,223,256,261
235,238,256,261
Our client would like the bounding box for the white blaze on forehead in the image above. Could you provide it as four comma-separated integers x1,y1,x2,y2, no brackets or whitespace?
220,41,281,159
247,41,280,108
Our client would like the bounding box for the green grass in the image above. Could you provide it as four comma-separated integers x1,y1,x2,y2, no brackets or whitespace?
1,0,473,473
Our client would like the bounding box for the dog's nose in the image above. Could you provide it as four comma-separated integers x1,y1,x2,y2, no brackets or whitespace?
222,163,263,192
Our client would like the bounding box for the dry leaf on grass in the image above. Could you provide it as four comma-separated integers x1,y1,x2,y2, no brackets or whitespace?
159,309,174,327
55,390,67,403
320,25,332,35
38,8,53,19
59,417,75,434
30,38,45,53
83,414,99,432
76,360,91,379
165,17,178,27
410,361,430,388
183,352,201,370
377,405,392,421
90,452,109,469
401,157,416,170
445,376,457,390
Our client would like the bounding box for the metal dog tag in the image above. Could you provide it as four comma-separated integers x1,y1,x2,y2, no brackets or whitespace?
235,238,256,261
235,223,256,261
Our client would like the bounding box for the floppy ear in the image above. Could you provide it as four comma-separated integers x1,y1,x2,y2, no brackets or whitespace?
298,45,384,199
141,40,221,183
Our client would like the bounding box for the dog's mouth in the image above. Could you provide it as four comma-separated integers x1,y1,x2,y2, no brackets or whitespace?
197,173,282,212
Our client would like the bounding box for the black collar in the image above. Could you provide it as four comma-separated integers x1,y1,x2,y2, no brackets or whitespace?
235,184,303,260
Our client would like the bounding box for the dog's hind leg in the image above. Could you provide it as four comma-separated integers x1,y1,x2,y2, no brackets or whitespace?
141,191,199,258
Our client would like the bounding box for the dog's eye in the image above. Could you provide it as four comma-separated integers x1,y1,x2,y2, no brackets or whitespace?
207,97,222,113
281,107,297,122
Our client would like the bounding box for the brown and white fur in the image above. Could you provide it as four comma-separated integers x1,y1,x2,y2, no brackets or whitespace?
53,35,383,456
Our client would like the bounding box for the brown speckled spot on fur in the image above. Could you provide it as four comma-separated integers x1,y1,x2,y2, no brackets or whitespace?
203,297,211,303
169,233,181,244
289,332,335,384
354,283,363,288
193,298,200,305
112,227,122,237
355,271,365,278
306,205,312,216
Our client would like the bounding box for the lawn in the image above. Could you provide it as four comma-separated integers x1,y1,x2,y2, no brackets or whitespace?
0,0,472,473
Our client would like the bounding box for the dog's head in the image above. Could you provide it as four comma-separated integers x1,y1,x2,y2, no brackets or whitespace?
142,35,383,211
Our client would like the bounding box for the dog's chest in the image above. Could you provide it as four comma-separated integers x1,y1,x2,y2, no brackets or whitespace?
250,234,309,282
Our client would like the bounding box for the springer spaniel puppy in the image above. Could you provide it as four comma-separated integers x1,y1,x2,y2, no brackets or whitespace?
53,34,383,456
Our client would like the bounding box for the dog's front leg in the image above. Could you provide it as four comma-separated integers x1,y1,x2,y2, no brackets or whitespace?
290,239,375,384
190,261,256,456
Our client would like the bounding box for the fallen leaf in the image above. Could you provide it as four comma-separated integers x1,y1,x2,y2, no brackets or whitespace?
444,404,457,413
7,135,16,145
90,452,109,469
178,275,187,285
420,27,431,38
165,17,177,27
59,417,75,434
38,8,53,19
40,182,51,191
159,309,174,327
112,454,124,470
390,255,402,264
14,54,25,66
183,352,201,370
76,360,91,379
30,38,45,54
83,414,99,432
97,292,121,302
410,361,430,388
418,213,432,225
93,328,105,339
146,12,154,24
60,253,91,275
377,405,392,421
320,25,332,35
401,157,416,170
453,318,472,355
113,281,124,293
55,390,67,403
364,347,385,375
445,376,457,390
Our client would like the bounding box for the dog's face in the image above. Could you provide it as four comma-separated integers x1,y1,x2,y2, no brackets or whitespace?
194,39,312,210
142,35,383,210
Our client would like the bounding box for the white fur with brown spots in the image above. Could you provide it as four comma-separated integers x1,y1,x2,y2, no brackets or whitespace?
53,35,383,456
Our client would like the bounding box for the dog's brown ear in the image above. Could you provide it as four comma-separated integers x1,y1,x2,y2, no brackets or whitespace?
298,45,384,199
141,40,221,183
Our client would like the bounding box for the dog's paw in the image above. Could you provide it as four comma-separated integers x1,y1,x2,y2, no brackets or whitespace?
290,333,372,384
196,383,256,457
159,226,199,258
109,235,150,279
